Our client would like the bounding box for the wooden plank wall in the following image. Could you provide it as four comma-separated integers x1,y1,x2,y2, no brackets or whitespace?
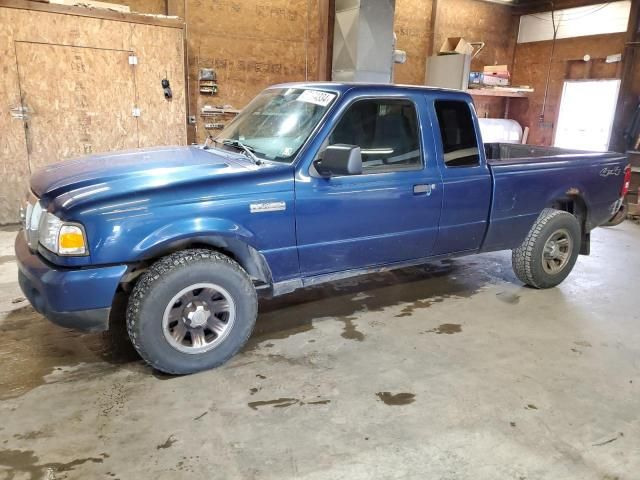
125,0,166,14
610,0,639,152
184,0,326,143
0,4,186,224
393,0,432,85
182,0,517,142
393,0,517,118
510,34,627,146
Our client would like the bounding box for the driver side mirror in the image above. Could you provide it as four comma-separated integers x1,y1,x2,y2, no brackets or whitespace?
315,144,362,177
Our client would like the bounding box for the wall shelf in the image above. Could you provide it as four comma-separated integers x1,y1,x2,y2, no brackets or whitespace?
467,88,532,119
466,88,530,98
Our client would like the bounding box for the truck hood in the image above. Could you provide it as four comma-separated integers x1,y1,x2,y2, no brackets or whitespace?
31,146,258,206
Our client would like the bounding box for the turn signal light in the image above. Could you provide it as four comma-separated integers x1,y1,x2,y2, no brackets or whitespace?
622,165,631,197
58,225,86,255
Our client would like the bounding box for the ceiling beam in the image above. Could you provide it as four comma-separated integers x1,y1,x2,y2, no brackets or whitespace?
513,0,617,15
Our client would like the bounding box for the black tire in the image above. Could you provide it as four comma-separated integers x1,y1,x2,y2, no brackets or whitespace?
512,208,582,289
126,249,257,374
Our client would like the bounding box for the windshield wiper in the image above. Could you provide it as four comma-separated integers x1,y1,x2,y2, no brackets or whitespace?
217,139,262,165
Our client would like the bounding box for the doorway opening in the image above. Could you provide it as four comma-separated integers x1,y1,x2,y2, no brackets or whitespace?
554,79,621,152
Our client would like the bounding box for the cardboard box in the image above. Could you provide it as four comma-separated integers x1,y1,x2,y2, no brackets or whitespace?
426,54,471,90
439,37,474,56
482,75,509,86
484,65,509,74
483,65,510,80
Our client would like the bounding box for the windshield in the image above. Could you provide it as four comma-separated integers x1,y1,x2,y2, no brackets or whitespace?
213,88,337,163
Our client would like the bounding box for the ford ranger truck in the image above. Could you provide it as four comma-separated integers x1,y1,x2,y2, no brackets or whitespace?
15,83,630,374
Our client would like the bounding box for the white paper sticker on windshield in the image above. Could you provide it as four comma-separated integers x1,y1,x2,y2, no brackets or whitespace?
296,90,336,107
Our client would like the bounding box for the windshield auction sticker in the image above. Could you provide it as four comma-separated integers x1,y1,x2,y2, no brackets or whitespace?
296,90,336,107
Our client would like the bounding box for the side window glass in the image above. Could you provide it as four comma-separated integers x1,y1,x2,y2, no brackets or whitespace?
327,99,422,173
434,100,480,167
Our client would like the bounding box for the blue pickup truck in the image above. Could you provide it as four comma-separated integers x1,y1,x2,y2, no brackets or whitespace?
16,83,630,373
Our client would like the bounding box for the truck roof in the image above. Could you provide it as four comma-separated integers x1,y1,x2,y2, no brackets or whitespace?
269,81,472,99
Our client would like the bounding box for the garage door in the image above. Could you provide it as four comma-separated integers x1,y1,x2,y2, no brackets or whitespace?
14,42,139,172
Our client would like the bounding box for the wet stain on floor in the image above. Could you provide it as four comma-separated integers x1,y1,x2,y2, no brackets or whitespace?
496,291,520,304
193,412,208,421
246,257,503,349
395,298,445,317
592,432,623,447
248,398,299,410
423,323,462,335
0,295,140,400
248,397,331,410
0,255,509,401
376,392,416,406
341,316,364,341
12,430,49,441
156,435,177,450
0,449,108,478
0,255,15,265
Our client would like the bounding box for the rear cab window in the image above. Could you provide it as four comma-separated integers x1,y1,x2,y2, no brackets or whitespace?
325,98,422,173
434,100,481,167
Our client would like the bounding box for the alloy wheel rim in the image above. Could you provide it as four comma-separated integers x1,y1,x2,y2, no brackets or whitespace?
162,283,236,354
541,228,573,275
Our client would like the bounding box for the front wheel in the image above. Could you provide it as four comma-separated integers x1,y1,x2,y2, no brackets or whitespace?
512,208,581,289
126,249,258,374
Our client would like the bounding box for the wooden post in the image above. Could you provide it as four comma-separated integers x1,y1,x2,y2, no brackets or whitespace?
610,0,640,152
317,0,334,81
428,0,440,57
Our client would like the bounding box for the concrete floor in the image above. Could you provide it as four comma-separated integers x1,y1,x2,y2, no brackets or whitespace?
0,222,639,480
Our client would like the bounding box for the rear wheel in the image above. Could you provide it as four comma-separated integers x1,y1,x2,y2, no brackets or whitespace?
512,208,581,289
126,249,257,374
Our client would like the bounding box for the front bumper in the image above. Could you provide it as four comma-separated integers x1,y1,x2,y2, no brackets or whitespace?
15,232,127,332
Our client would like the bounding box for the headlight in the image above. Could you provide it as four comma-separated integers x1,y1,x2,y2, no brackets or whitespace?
38,212,87,256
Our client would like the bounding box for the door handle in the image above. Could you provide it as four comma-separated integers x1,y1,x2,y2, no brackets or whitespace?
413,184,436,196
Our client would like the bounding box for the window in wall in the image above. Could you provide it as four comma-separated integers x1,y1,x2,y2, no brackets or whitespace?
434,100,480,167
328,99,422,172
517,1,631,43
554,79,621,152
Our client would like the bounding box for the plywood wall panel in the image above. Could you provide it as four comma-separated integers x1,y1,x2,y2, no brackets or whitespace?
131,23,187,146
436,0,517,71
0,10,29,224
125,0,166,14
187,0,314,40
186,0,322,143
0,5,186,224
391,0,517,87
473,96,507,119
393,0,431,85
15,42,139,170
511,33,626,146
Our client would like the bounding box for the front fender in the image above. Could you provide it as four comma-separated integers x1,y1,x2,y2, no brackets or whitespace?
133,217,257,260
130,217,273,284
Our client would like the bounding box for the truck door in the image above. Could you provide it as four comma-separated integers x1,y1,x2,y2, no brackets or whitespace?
294,93,443,277
430,97,492,255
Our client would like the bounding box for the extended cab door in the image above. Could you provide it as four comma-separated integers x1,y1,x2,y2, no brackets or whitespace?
294,92,443,277
429,95,492,255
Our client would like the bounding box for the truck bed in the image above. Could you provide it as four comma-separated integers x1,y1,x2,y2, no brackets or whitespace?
481,143,628,253
484,143,621,165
